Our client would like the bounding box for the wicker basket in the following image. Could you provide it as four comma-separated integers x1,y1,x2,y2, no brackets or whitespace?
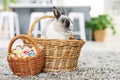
7,34,44,76
25,15,85,72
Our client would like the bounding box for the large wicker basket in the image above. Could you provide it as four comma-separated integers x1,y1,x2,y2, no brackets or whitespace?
7,35,44,76
25,15,85,72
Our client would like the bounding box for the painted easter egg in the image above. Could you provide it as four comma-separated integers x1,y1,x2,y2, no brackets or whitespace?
23,50,29,55
10,54,15,58
16,45,22,50
29,51,35,56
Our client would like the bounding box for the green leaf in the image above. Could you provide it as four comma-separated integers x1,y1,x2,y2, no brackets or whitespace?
85,14,116,35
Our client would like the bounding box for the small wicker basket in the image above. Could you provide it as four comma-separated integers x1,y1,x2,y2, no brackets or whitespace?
7,35,44,76
25,15,85,72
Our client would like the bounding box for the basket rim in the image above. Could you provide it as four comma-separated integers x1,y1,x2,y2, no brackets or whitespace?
32,37,86,46
35,37,85,42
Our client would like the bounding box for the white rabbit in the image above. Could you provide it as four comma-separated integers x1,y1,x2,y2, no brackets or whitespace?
41,6,73,39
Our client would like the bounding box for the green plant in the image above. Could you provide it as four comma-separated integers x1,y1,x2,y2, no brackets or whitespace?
3,0,7,11
10,0,16,3
85,14,116,35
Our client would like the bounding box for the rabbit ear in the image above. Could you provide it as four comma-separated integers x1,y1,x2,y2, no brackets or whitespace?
53,6,61,19
61,7,65,15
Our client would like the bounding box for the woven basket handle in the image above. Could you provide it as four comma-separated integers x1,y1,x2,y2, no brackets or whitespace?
8,34,43,56
28,15,75,39
28,15,55,37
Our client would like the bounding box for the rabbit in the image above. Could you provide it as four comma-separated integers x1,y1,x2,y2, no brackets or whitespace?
41,6,73,39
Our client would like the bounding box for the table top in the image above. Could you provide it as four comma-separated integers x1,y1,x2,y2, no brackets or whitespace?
8,3,90,8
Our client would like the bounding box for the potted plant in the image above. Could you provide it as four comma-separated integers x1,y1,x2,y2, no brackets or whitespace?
85,14,116,42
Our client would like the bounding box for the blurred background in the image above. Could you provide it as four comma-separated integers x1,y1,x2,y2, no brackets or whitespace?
0,0,119,48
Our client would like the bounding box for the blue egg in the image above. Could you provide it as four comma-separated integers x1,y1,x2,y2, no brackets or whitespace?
29,51,35,56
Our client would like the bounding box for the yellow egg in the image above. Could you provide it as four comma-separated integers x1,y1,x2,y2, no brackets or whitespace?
10,54,15,58
23,55,28,58
31,47,35,50
17,54,22,58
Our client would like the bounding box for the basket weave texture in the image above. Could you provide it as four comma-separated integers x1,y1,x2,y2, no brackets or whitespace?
7,35,44,76
25,15,85,72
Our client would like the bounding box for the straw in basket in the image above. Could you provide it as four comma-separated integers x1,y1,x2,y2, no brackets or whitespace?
25,15,85,72
7,34,44,76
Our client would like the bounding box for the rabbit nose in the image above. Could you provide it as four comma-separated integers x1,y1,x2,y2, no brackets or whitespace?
65,19,70,28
